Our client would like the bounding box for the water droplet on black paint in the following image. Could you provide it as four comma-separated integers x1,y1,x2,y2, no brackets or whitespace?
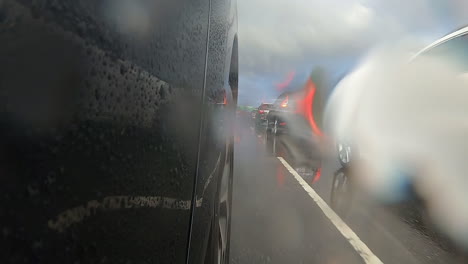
159,87,166,99
95,89,100,100
120,65,127,75
0,9,6,24
27,185,39,196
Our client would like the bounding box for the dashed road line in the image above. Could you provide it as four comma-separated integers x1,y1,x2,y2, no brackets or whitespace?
277,157,384,264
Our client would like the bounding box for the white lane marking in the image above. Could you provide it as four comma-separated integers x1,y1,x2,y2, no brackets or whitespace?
277,157,384,264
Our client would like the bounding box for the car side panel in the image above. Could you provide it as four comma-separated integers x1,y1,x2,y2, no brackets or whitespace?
0,0,209,263
187,0,238,262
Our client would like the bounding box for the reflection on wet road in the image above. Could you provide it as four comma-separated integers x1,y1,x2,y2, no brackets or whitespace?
229,118,465,264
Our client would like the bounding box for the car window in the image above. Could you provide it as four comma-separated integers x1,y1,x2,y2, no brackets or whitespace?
419,33,468,73
273,93,288,108
259,104,273,110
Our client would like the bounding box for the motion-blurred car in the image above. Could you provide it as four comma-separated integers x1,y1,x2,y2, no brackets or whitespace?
266,92,294,134
0,1,237,263
331,27,468,236
336,26,468,168
266,69,327,159
254,103,273,126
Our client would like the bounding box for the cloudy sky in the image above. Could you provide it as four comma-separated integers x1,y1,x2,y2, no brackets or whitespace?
237,0,468,105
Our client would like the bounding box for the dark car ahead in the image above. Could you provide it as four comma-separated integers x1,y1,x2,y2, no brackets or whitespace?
266,69,327,159
254,103,273,127
0,1,237,263
266,92,297,135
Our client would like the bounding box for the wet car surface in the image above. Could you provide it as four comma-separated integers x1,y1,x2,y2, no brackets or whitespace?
0,0,237,263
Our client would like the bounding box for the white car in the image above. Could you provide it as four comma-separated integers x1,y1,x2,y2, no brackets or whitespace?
328,26,468,236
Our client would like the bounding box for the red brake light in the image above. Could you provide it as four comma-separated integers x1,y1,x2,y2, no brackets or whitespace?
281,96,289,108
259,110,265,114
295,79,323,137
312,167,322,184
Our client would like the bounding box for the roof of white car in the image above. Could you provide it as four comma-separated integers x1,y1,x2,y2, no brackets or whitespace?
413,26,468,58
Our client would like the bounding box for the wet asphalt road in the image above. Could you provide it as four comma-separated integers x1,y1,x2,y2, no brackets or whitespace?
229,118,465,264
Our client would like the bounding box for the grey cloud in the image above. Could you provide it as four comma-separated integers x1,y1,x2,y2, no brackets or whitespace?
239,1,400,76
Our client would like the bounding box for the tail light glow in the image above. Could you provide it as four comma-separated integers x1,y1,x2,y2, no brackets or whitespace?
281,96,289,108
296,79,323,137
312,167,322,184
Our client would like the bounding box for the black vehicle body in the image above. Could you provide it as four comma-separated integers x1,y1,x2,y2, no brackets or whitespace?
0,1,237,263
254,103,273,127
266,92,299,135
266,70,327,159
265,91,317,163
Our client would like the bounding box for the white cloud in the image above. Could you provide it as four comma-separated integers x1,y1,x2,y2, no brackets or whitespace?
239,0,392,75
346,3,373,28
237,0,468,104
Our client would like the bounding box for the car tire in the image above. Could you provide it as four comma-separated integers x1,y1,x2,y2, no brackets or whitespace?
265,119,278,156
337,142,353,168
272,119,278,135
265,130,276,156
265,116,272,133
206,143,234,264
330,168,353,217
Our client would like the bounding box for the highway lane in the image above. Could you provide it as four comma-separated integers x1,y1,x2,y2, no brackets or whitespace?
229,118,465,263
229,122,365,264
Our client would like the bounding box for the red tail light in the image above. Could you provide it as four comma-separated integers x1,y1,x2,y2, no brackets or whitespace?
281,96,289,108
295,79,323,137
279,122,287,126
259,110,265,114
312,168,322,184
